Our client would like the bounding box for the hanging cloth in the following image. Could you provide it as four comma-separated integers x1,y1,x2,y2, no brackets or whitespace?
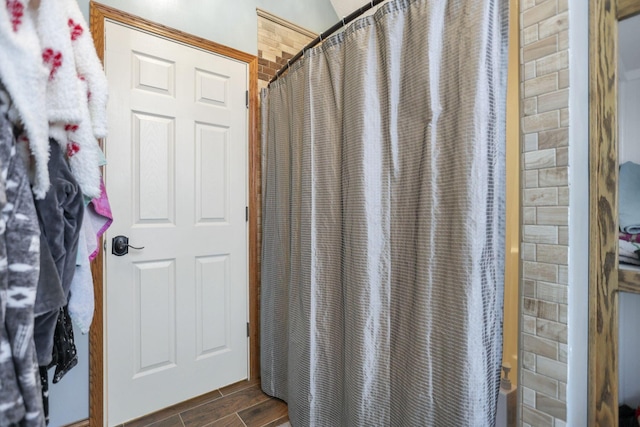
33,139,84,367
0,99,30,427
68,213,94,333
48,305,77,383
30,0,82,125
0,0,51,199
261,0,508,425
59,0,109,199
0,82,45,427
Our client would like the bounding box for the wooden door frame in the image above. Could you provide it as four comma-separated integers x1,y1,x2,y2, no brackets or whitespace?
88,3,260,425
588,0,640,425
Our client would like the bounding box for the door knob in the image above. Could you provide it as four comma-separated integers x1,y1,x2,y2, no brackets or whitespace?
112,235,145,256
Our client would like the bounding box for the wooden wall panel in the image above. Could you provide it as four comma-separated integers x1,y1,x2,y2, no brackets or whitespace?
589,0,640,425
589,0,619,425
618,0,640,19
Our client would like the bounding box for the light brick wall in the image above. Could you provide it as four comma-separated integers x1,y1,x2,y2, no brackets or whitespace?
519,1,570,426
257,12,316,91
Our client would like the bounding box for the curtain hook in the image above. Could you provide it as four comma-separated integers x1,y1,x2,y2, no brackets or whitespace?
287,59,291,69
370,0,374,7
342,16,346,27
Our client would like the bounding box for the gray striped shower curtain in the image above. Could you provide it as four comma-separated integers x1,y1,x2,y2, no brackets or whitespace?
260,0,508,425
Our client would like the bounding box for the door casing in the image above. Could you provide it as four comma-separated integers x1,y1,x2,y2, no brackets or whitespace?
89,3,260,425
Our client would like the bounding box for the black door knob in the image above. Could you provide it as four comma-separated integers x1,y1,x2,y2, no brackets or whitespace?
112,235,144,256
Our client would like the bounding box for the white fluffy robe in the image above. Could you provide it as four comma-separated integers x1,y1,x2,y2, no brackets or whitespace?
62,77,102,199
0,0,108,200
0,0,50,199
50,0,108,198
41,0,107,199
32,0,81,124
67,0,108,140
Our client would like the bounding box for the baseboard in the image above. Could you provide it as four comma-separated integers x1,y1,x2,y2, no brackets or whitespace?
62,419,89,427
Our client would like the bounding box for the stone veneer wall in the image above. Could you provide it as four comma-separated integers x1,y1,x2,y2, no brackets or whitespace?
257,10,316,91
519,0,570,426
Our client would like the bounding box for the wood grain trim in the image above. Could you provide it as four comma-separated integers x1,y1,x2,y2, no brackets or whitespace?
88,252,104,427
91,3,255,64
248,56,260,381
89,6,105,427
89,3,260,426
589,0,619,425
62,419,90,427
618,268,640,293
618,0,640,19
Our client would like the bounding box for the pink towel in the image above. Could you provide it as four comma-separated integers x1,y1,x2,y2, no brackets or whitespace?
87,177,112,261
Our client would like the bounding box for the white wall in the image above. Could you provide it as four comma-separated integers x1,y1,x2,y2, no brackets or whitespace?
48,324,89,427
619,78,640,165
618,75,640,407
567,1,589,425
47,2,337,426
619,292,640,407
77,0,338,55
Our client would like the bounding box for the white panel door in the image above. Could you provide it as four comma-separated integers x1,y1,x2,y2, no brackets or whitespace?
104,22,248,426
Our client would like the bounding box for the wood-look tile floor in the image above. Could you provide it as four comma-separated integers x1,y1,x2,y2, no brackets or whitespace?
116,379,289,427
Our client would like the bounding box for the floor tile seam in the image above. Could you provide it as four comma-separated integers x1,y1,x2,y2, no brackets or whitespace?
237,397,285,427
177,392,227,421
219,382,260,397
199,412,247,427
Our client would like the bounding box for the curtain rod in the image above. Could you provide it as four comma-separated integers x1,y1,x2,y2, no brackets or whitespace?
268,0,387,86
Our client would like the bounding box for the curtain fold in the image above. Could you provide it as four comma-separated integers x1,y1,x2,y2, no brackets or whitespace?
261,0,508,425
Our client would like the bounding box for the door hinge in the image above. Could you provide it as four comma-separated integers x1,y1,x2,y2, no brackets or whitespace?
247,322,250,337
246,206,248,222
245,90,249,109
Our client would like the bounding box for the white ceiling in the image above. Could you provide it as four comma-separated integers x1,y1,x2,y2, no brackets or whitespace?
329,0,363,18
329,0,386,23
619,14,640,81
